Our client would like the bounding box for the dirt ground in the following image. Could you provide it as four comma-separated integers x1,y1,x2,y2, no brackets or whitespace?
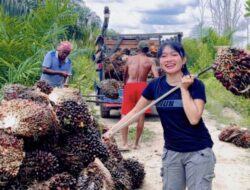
98,109,250,190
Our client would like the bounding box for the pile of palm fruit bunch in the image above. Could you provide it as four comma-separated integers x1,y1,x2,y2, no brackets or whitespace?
1,83,51,105
219,123,250,148
76,158,114,189
0,131,24,187
0,84,145,189
123,158,146,189
213,47,250,98
146,41,158,58
99,79,121,99
102,141,145,190
104,49,128,81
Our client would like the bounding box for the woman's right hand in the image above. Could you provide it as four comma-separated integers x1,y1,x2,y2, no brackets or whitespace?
181,74,194,90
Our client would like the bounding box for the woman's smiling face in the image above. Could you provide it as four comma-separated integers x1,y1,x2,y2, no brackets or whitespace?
159,46,186,74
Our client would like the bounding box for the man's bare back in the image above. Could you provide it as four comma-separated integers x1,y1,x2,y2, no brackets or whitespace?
124,53,158,83
119,44,159,151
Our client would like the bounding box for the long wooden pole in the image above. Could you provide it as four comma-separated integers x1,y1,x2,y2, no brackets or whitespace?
108,65,213,137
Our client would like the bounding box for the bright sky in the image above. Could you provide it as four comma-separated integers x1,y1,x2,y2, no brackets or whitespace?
84,0,248,41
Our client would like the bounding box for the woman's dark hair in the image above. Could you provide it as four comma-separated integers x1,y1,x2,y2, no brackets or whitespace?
157,41,189,75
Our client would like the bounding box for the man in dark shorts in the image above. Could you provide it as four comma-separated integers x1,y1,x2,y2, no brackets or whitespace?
120,40,159,150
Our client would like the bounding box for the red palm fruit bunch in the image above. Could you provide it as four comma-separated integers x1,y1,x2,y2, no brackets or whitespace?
103,57,114,75
1,83,50,105
100,79,121,99
17,90,50,105
231,130,250,148
110,51,126,74
103,141,146,189
103,141,132,190
213,48,250,98
77,158,114,190
48,88,83,105
47,172,77,190
28,172,77,190
49,88,96,132
218,123,241,142
55,100,93,132
219,123,250,148
53,127,109,177
104,50,127,81
0,131,24,187
18,150,60,182
0,99,59,138
123,158,146,189
106,142,123,163
35,80,53,95
1,84,30,101
104,158,132,190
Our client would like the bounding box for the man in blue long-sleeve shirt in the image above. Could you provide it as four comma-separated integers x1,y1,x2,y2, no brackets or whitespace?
40,41,73,87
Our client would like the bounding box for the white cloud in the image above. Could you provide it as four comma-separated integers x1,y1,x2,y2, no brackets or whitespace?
85,0,195,37
84,0,248,40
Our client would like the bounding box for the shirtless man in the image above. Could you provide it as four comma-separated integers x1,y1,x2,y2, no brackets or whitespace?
120,40,159,150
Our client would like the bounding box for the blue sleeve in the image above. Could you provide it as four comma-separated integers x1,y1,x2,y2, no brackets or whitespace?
142,80,155,100
190,79,207,103
42,52,52,68
68,60,72,75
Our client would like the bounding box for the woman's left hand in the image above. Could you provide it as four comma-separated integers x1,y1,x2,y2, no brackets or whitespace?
102,130,112,144
181,75,195,90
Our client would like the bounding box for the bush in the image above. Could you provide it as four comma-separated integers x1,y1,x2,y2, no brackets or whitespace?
183,38,213,78
70,55,96,95
204,76,250,128
0,1,100,94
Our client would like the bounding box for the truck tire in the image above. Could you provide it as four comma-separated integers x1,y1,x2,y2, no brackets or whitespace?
100,104,110,118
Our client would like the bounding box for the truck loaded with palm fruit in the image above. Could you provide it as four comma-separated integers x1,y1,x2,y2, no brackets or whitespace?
91,7,184,118
93,8,183,118
94,32,183,118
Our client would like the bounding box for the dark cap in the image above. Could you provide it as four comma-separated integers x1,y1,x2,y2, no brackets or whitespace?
138,40,149,50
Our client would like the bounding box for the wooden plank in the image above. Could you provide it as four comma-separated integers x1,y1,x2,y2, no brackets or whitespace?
105,39,138,45
107,44,137,49
105,39,160,49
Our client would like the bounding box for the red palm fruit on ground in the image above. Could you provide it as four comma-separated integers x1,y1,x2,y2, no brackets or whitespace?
218,124,241,142
232,130,250,148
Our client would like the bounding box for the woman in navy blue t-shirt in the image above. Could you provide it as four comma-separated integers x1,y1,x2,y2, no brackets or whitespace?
103,41,216,190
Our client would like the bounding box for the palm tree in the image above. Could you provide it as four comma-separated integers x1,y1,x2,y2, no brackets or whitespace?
0,0,42,16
